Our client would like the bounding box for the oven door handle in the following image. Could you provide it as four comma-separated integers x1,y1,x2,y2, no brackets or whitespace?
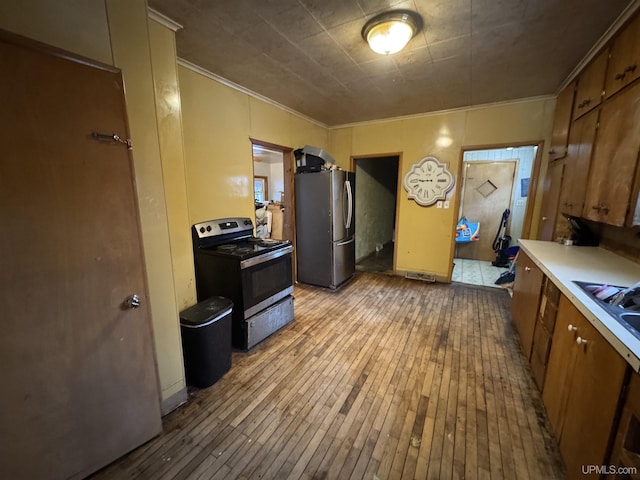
240,244,293,269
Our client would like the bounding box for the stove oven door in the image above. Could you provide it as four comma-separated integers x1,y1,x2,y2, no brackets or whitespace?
240,248,293,318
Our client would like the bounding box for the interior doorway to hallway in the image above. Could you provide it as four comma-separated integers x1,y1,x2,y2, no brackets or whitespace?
352,154,400,274
250,139,294,243
453,144,542,288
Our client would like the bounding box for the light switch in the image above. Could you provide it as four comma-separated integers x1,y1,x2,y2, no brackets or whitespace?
437,201,443,208
444,201,450,209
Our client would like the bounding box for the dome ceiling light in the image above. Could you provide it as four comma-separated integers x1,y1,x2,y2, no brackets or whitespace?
361,9,423,55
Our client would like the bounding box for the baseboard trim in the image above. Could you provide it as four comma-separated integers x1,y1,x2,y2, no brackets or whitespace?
161,387,188,416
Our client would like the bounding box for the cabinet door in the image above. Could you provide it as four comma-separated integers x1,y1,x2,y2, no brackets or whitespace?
583,79,640,226
558,109,599,218
558,305,627,479
549,82,576,160
538,160,565,241
572,50,607,120
605,13,640,99
511,251,543,359
542,295,580,438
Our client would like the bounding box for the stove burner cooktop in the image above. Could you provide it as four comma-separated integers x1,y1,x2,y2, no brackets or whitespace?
209,237,291,260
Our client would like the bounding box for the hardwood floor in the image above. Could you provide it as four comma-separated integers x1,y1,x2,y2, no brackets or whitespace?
91,272,565,480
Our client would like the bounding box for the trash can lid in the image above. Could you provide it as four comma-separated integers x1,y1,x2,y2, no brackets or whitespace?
179,296,233,328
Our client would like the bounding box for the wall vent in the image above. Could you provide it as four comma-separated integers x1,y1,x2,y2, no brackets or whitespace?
405,271,436,283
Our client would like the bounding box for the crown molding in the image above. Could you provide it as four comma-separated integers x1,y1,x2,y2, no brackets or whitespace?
147,8,183,32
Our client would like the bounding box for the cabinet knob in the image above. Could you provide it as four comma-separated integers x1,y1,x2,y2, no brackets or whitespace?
568,324,578,332
525,266,531,272
615,72,626,80
576,336,588,345
542,216,548,221
625,64,637,74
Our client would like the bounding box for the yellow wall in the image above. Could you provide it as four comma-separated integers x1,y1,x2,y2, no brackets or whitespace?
330,99,556,280
178,65,328,224
105,0,186,411
147,19,196,312
0,0,112,65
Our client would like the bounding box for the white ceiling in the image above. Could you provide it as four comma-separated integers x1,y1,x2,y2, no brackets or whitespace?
148,0,637,126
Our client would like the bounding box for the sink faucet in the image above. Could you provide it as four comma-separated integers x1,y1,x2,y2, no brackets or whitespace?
610,281,640,308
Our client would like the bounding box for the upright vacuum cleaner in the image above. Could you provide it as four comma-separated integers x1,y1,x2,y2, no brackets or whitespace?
491,208,511,267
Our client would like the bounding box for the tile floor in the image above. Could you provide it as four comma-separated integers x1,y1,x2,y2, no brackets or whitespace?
356,246,513,291
452,258,512,289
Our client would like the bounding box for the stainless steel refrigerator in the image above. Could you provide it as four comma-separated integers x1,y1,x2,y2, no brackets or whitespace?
295,169,355,289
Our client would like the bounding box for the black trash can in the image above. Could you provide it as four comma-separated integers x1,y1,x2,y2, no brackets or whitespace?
179,296,233,388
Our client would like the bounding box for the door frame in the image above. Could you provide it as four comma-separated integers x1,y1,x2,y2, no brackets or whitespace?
448,141,545,278
350,152,403,273
249,138,294,242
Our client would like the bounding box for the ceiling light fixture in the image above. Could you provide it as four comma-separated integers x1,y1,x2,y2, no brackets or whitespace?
362,9,423,55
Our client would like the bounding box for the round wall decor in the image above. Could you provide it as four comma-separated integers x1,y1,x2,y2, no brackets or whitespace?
403,156,455,206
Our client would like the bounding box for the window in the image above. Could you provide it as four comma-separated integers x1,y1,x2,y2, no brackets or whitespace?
254,176,268,202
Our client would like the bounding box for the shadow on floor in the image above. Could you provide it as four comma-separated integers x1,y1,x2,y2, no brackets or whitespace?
356,242,394,274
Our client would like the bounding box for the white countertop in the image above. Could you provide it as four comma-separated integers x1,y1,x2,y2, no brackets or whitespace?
519,240,640,371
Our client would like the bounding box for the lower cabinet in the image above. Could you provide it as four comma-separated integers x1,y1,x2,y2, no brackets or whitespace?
608,371,640,479
543,295,628,479
511,250,544,359
530,277,560,391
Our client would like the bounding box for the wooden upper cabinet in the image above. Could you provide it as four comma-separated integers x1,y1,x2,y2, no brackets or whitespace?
572,49,608,121
549,82,575,160
605,13,640,99
558,109,598,218
583,79,640,226
538,159,565,241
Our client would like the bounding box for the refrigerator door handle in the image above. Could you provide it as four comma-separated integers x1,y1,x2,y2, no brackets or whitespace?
344,180,353,229
336,237,355,246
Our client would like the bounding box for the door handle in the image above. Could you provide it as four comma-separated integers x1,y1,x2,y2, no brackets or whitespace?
123,294,141,310
344,180,353,229
336,237,355,246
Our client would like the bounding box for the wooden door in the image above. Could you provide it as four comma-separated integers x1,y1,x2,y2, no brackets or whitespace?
538,160,565,241
510,251,543,359
559,309,627,479
457,161,516,261
0,34,161,479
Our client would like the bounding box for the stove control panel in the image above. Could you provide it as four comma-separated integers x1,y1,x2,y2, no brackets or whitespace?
192,217,254,240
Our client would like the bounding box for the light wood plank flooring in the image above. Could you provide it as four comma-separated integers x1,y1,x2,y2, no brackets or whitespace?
91,272,565,479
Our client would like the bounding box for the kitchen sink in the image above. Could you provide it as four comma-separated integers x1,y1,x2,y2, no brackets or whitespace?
620,312,640,331
573,281,640,339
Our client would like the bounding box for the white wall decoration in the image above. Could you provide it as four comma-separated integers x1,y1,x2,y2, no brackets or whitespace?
403,156,455,206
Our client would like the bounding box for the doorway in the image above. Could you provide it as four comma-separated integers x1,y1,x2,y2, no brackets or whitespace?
250,140,293,242
453,145,539,287
352,155,400,274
